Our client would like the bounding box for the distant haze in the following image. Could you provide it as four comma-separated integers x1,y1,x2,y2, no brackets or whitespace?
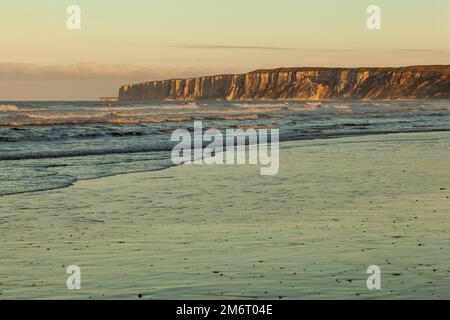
1,0,449,100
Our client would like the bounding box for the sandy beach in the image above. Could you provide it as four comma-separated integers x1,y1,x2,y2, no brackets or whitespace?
0,131,449,299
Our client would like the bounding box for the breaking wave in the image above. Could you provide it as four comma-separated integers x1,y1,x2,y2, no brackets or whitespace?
0,105,20,112
88,102,201,111
0,113,272,127
233,102,290,108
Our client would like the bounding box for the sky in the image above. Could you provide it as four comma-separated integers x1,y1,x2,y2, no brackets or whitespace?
1,0,449,100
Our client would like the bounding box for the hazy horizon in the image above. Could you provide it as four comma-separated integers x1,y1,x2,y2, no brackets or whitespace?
1,0,450,100
0,63,448,102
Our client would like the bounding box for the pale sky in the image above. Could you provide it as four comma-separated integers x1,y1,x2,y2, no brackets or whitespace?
1,0,449,100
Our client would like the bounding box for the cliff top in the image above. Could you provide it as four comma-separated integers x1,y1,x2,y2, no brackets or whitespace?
122,65,450,88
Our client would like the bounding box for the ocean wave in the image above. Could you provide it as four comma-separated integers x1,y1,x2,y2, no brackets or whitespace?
305,102,323,108
331,104,351,110
287,103,352,112
330,104,352,112
284,102,324,111
373,103,392,107
0,105,49,113
0,136,26,142
0,129,150,143
233,102,289,108
110,108,285,117
88,102,201,111
419,105,450,111
0,145,174,161
16,112,118,119
0,113,273,127
0,105,20,112
287,106,318,111
232,123,280,130
1,108,289,125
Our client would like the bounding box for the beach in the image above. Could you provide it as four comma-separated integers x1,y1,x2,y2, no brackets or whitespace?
0,131,449,299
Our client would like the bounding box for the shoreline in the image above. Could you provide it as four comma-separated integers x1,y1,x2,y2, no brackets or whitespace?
0,131,449,299
2,129,450,198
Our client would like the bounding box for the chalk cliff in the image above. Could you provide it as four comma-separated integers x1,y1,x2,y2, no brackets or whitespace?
119,66,450,101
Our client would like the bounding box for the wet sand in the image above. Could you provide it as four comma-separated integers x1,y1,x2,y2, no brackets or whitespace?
0,131,449,299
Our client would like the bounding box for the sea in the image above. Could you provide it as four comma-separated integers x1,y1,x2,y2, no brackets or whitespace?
0,100,449,196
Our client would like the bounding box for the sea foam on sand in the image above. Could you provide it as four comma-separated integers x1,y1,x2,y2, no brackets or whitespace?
0,131,449,299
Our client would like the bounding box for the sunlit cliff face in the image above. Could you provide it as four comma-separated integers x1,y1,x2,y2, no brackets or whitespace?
119,66,450,101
